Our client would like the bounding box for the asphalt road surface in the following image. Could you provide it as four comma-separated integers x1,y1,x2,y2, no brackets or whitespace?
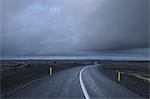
2,65,145,99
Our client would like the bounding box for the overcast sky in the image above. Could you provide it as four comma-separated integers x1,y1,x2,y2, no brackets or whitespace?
1,0,149,56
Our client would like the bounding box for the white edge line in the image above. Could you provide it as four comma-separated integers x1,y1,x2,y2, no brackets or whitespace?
79,64,100,99
79,66,91,99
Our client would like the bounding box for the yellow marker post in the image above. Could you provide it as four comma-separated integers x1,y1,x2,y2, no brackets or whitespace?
50,67,52,76
117,71,121,81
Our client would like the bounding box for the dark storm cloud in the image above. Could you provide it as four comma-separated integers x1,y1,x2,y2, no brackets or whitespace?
1,0,148,56
79,0,148,51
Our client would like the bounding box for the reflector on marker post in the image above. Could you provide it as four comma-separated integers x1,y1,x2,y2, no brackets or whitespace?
117,71,121,81
50,67,52,76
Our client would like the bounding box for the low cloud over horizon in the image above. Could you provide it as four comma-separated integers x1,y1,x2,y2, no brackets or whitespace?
1,0,149,56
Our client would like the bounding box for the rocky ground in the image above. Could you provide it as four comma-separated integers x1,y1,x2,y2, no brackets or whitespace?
98,61,150,98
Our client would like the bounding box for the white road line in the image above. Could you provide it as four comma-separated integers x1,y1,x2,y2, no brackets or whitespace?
79,64,100,99
79,66,90,99
79,66,94,99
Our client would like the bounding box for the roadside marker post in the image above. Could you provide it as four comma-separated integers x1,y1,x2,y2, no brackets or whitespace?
117,71,121,81
50,67,52,76
117,71,124,81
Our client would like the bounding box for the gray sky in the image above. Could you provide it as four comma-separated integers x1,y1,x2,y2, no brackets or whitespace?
1,0,149,56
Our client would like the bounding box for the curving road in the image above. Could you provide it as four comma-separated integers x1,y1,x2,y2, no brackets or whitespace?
2,65,145,99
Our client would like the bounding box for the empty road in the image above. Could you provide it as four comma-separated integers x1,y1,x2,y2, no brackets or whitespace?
2,65,144,99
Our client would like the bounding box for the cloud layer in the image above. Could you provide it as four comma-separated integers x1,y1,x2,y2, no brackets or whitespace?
1,0,148,56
